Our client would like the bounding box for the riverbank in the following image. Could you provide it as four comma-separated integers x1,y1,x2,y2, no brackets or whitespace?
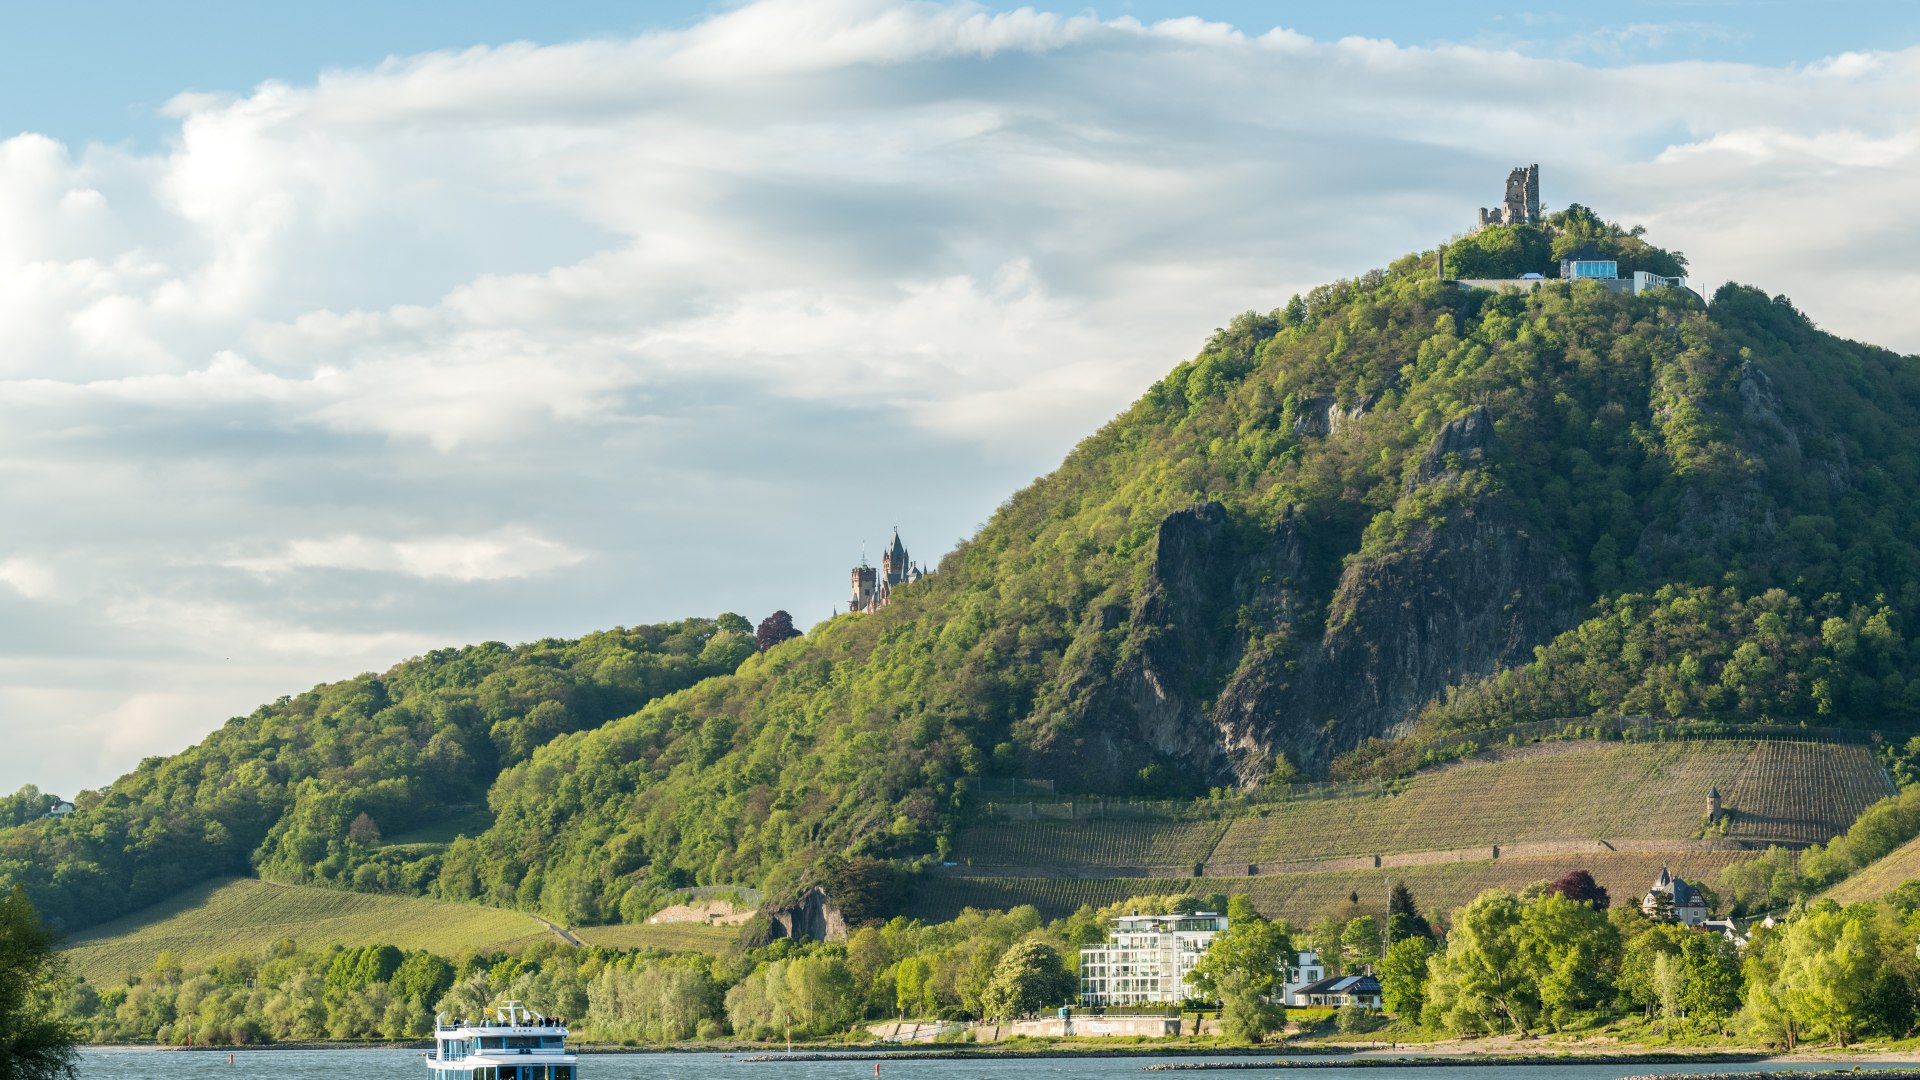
87,1036,1920,1066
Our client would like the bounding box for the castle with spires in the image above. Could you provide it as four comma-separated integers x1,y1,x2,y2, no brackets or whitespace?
849,527,927,613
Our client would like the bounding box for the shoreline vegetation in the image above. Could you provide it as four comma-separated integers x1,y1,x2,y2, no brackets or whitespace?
76,1040,1920,1061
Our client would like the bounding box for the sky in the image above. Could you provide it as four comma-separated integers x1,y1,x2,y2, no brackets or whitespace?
3,0,1920,796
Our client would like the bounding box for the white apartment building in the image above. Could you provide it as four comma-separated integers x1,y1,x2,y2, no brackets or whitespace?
1280,949,1326,1005
1078,912,1229,1006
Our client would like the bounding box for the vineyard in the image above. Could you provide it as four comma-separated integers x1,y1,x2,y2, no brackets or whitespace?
572,921,742,953
951,818,1227,869
955,739,1891,871
1823,834,1920,906
912,850,1752,925
62,878,555,985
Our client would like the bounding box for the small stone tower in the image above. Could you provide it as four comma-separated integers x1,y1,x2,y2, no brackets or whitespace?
1706,786,1722,820
1476,164,1542,230
850,561,879,613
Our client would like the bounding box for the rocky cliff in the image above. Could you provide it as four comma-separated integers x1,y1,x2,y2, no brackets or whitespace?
1045,405,1582,788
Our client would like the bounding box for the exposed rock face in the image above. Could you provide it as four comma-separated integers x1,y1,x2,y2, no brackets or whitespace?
1292,396,1373,439
1634,362,1804,566
766,885,847,942
1406,405,1494,489
1045,406,1581,788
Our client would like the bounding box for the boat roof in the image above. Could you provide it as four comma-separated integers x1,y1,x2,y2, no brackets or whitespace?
435,1001,567,1033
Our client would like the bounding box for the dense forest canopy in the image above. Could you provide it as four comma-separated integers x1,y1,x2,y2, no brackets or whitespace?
0,618,756,931
8,208,1920,934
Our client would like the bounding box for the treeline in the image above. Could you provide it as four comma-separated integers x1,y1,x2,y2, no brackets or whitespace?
1378,881,1920,1048
47,898,1159,1046
44,874,1920,1051
0,617,759,932
1440,204,1689,281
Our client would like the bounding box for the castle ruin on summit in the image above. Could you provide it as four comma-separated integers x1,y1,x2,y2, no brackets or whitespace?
1476,164,1541,230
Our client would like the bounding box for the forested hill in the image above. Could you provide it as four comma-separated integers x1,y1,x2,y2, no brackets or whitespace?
445,210,1920,925
12,207,1920,935
0,618,756,931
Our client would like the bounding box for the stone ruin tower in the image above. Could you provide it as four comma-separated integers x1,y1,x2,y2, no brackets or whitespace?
1706,786,1722,820
1476,164,1541,230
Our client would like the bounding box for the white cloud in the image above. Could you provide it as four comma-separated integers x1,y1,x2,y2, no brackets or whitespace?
228,528,584,582
5,1,1920,794
0,558,57,601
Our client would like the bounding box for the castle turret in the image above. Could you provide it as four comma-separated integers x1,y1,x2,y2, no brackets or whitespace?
1707,786,1722,819
882,527,909,586
850,561,878,613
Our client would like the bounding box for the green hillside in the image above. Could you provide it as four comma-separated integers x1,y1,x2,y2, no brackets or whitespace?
0,617,754,933
14,207,1920,933
61,878,553,985
449,212,1920,923
1821,834,1920,906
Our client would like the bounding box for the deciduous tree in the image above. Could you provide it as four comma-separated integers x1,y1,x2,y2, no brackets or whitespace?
0,887,77,1080
978,942,1074,1021
755,611,802,652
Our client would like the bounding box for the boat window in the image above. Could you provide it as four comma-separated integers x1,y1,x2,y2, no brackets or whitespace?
553,1067,574,1080
506,1036,545,1049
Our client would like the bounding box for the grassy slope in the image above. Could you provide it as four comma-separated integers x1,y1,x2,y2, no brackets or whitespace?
1823,833,1920,905
955,739,1890,870
62,878,554,985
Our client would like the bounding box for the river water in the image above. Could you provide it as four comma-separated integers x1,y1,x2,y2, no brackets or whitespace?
71,1049,1920,1080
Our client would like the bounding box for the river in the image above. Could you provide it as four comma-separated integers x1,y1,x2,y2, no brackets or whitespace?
71,1049,1920,1080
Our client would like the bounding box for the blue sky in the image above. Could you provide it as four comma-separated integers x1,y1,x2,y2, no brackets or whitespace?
8,2,1917,146
2,0,1918,796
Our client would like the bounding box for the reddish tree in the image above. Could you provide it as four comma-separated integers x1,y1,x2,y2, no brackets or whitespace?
1546,868,1610,909
755,610,802,652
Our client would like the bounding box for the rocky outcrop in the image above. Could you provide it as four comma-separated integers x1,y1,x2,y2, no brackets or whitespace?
766,885,847,942
1291,396,1373,439
1044,406,1581,788
1405,404,1494,489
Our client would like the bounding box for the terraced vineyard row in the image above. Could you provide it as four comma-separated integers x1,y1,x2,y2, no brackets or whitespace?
951,818,1227,868
955,739,1891,871
914,851,1751,926
63,878,554,984
1723,740,1895,845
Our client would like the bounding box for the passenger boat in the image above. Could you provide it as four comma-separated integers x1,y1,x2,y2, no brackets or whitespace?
428,1000,578,1080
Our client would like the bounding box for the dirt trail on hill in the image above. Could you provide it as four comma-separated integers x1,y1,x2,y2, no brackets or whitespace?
528,915,581,946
